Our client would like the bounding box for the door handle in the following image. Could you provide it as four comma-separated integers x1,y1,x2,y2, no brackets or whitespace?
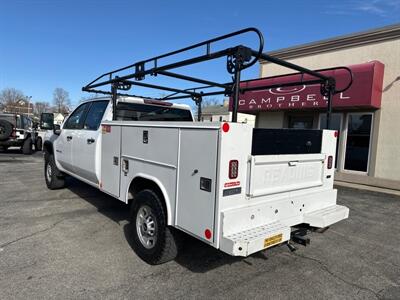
66,136,72,141
87,138,95,144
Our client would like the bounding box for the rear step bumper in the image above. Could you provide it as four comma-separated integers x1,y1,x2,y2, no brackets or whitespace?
220,221,291,256
220,204,349,257
304,204,349,228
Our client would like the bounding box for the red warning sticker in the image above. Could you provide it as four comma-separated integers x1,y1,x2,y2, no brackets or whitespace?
224,181,240,188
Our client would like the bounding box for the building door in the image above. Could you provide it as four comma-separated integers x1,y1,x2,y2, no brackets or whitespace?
319,113,343,168
344,113,373,173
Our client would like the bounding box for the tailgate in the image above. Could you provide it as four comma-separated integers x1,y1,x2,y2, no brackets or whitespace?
248,154,325,197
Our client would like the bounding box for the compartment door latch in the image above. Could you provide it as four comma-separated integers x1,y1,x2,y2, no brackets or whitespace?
122,159,129,176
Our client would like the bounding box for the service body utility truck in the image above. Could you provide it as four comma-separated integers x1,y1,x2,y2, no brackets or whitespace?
43,28,351,264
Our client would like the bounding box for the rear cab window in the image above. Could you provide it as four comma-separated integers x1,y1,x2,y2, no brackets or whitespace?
115,102,193,122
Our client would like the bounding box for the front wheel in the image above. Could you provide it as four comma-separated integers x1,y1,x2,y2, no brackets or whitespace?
35,137,42,151
130,189,181,265
44,154,65,189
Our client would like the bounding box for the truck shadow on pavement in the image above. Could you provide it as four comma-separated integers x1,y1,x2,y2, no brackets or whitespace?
66,178,266,273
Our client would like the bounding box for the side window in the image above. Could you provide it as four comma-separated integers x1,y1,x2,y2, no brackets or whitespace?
83,101,108,130
64,103,90,129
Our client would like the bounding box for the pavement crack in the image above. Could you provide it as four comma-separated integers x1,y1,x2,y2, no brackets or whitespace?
0,219,64,248
289,251,382,299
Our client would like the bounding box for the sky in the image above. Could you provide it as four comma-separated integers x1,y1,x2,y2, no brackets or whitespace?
0,0,399,108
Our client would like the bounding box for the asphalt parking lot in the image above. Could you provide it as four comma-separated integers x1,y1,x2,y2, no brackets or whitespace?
0,150,399,299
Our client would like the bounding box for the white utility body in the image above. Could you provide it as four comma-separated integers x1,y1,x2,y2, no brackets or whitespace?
44,96,348,263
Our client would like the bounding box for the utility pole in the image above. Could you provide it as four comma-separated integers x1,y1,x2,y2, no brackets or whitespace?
26,96,32,117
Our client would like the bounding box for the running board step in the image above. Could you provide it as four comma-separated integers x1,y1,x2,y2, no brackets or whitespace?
220,221,291,256
304,205,349,228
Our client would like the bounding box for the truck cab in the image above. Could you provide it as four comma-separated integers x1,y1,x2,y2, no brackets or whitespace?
43,97,193,187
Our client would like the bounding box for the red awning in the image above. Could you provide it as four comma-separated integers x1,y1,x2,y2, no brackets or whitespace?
230,61,384,112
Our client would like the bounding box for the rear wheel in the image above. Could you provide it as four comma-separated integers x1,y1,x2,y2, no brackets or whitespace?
44,153,65,189
130,189,181,265
22,137,32,155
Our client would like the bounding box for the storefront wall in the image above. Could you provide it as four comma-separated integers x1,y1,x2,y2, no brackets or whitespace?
258,38,400,184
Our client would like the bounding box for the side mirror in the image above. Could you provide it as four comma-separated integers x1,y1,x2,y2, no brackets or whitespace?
40,113,54,130
54,124,61,135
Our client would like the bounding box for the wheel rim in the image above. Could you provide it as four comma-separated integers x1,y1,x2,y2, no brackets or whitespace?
136,205,158,249
46,163,52,182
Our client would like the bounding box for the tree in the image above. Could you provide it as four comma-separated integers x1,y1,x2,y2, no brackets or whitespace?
34,101,51,117
202,97,222,107
53,88,71,114
193,97,223,116
0,88,25,109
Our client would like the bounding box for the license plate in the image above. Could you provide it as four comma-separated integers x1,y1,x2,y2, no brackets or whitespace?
264,233,283,248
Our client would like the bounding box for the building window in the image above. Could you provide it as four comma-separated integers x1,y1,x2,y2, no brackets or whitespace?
288,115,313,129
219,116,223,122
344,113,373,172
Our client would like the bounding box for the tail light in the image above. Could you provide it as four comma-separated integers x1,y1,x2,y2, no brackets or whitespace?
229,160,239,179
11,129,16,138
327,156,333,169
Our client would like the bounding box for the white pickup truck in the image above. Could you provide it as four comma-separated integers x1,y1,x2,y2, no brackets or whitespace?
43,96,349,264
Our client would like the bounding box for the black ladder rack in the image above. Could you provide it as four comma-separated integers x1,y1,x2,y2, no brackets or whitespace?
82,27,353,128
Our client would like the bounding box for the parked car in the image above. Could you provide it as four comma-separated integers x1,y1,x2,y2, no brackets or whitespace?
0,113,41,154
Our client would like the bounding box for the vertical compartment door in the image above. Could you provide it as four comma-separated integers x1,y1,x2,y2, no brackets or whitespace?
177,129,218,242
100,125,121,197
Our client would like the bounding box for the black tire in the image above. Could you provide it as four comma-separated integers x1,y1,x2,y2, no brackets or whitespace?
44,153,65,189
0,120,13,141
22,137,33,155
35,137,42,151
130,189,181,265
0,146,8,152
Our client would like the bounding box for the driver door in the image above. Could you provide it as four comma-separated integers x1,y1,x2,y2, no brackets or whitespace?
71,100,108,184
56,103,90,173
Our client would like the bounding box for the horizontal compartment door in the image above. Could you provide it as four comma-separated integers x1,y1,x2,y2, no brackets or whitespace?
248,154,325,197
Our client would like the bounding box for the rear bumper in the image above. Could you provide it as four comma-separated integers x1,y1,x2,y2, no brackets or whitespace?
219,189,348,256
304,204,349,228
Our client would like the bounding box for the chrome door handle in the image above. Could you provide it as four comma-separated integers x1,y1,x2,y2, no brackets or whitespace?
87,138,95,144
66,136,72,141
